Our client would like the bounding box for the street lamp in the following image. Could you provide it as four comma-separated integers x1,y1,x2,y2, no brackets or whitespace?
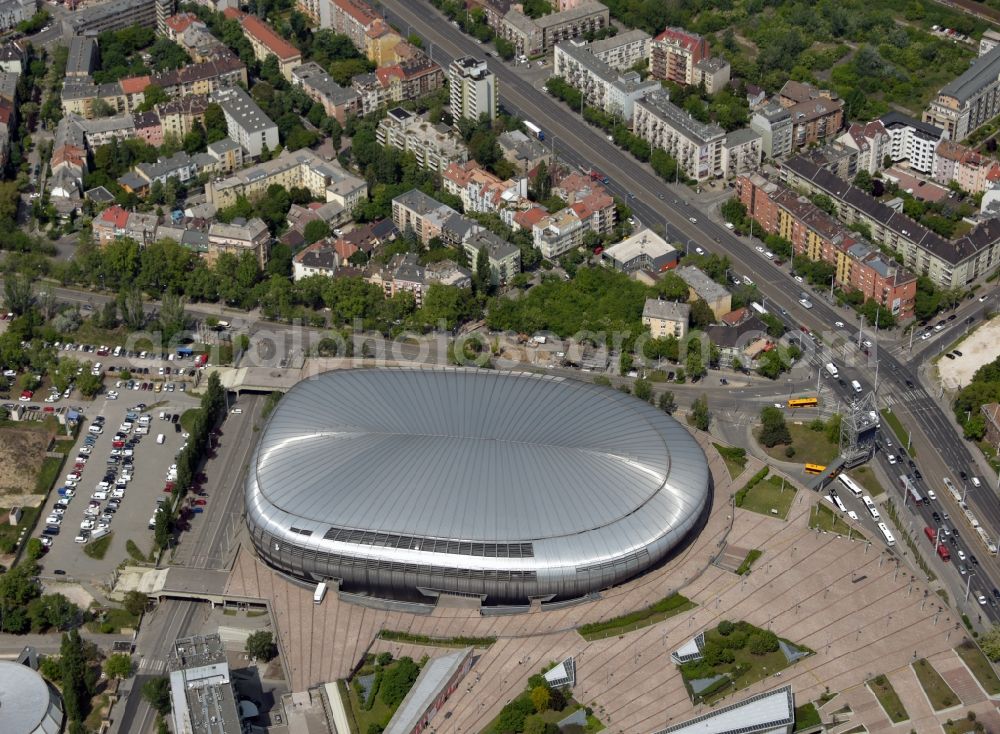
965,570,977,603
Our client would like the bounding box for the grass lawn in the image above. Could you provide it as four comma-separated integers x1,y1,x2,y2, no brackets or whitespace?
943,718,978,734
740,475,796,519
851,466,885,496
84,533,113,559
34,455,65,494
713,443,748,480
956,640,1000,695
867,674,908,723
809,503,864,539
735,549,762,576
0,505,40,551
880,409,914,456
87,606,140,634
793,702,820,731
680,622,813,705
579,593,695,641
912,658,959,710
759,423,839,465
344,658,421,734
179,408,203,433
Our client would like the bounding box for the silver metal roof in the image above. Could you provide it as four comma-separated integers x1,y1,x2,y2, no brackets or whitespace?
0,661,62,734
251,368,707,548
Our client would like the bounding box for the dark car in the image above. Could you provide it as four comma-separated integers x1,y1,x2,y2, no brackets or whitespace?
954,350,963,357
993,588,1000,600
171,414,179,424
948,314,957,321
932,511,941,522
971,554,979,565
914,468,923,480
905,379,915,388
53,569,66,575
42,526,59,536
949,536,958,546
838,378,847,387
960,470,968,480
946,353,956,359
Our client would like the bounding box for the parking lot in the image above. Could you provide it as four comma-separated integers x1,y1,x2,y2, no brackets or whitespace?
36,388,201,580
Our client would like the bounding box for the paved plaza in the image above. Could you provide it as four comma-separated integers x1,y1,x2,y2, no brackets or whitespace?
224,429,999,733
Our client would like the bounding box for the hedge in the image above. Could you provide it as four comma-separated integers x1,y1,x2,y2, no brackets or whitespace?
734,467,770,507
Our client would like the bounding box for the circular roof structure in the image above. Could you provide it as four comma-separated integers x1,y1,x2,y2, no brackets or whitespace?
246,368,710,602
0,661,62,734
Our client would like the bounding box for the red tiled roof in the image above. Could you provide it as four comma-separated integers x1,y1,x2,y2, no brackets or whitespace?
120,75,151,96
99,205,129,229
720,307,748,326
654,27,703,52
332,0,378,28
375,65,403,86
513,206,548,230
0,98,13,125
226,9,301,61
165,12,199,35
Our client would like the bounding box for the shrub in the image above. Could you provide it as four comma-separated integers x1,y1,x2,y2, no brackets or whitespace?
379,657,420,708
734,467,769,507
717,620,734,636
748,631,780,655
722,631,748,650
784,446,795,458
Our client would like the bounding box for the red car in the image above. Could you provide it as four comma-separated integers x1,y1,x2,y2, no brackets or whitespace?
194,499,207,506
165,482,175,491
112,440,125,448
43,406,54,413
163,486,173,493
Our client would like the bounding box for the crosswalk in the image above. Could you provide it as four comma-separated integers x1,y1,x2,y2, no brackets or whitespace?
138,657,166,674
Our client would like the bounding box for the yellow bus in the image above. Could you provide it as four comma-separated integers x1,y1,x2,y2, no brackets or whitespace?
788,397,819,408
804,463,826,475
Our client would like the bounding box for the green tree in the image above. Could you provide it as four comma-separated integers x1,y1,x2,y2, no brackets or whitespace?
633,377,653,402
981,625,1000,661
143,676,172,716
759,406,791,447
530,684,551,712
245,630,277,662
61,630,97,724
104,653,132,680
748,631,780,655
689,394,710,431
689,298,715,329
136,84,168,113
657,390,676,414
4,273,33,315
303,219,330,245
379,657,420,707
122,591,149,617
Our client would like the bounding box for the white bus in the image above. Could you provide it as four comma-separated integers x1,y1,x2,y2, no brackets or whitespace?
825,494,847,513
862,495,880,520
839,474,864,497
313,581,328,604
877,522,896,547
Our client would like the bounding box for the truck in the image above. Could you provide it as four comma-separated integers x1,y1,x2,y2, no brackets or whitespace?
588,168,609,183
524,121,544,140
937,543,951,561
750,302,768,315
313,581,328,604
825,362,839,379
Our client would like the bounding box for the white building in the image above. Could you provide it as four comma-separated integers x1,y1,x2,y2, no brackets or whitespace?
633,88,725,181
750,100,793,160
448,56,496,125
376,107,468,173
211,85,279,158
587,29,651,71
880,111,946,175
554,40,659,122
722,128,762,179
0,0,36,32
642,298,690,340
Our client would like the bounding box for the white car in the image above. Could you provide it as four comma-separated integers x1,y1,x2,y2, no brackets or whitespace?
920,332,931,340
835,321,845,328
979,594,988,606
232,407,243,414
688,217,697,223
45,515,61,525
79,446,92,455
111,489,125,499
972,476,982,488
39,536,52,547
887,455,897,464
927,489,937,501
694,247,705,255
958,549,967,561
764,251,774,260
51,507,65,516
80,519,95,530
847,510,859,521
74,532,89,544
755,245,765,253
794,275,804,283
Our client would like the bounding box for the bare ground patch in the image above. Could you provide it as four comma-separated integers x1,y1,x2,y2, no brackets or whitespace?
0,426,52,495
937,316,1000,390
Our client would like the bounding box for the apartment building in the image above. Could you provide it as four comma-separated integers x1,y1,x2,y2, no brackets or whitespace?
376,107,468,173
881,111,945,175
329,0,378,53
675,265,732,319
392,188,456,244
721,128,762,179
375,54,445,103
292,239,340,280
119,150,206,195
211,86,278,158
291,62,359,123
498,129,552,174
736,172,917,319
350,72,385,116
932,140,1000,194
776,81,844,149
295,0,325,26
364,19,404,67
602,229,678,273
449,57,497,125
650,27,708,86
78,113,136,148
642,299,690,340
63,0,175,35
498,2,610,57
750,100,793,160
553,40,659,122
172,17,230,62
532,207,586,259
925,43,1000,141
588,29,651,71
92,205,159,247
206,137,243,174
632,88,725,181
0,41,25,74
838,120,891,175
780,155,1000,288
207,218,270,268
152,95,208,141
66,36,98,79
150,55,246,99
693,56,731,95
442,160,528,217
48,114,87,199
981,29,1000,57
0,0,35,32
223,8,302,81
462,229,521,285
206,147,366,209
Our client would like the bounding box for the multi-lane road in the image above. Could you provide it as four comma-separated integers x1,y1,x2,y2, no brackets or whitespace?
377,0,1000,611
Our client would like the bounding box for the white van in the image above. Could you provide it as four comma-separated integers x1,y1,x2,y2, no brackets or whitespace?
88,424,103,434
157,433,165,444
135,426,149,435
138,414,151,426
851,380,862,393
90,526,110,540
